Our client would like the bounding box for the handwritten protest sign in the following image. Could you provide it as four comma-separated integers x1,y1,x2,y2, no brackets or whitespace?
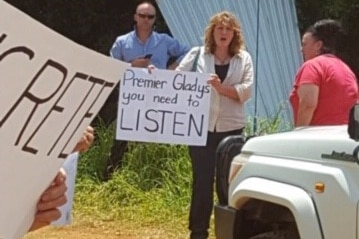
116,68,211,145
0,2,127,239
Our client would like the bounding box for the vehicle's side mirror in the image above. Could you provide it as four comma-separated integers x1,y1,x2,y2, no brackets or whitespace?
348,104,359,140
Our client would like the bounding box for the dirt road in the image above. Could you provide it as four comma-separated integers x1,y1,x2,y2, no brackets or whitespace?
24,219,188,239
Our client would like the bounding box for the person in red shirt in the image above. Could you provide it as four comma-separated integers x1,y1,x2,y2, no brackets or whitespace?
289,19,358,126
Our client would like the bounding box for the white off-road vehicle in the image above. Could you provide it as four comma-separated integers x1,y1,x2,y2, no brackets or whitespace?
214,106,359,239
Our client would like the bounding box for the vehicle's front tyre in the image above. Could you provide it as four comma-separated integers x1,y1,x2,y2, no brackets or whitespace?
248,229,299,239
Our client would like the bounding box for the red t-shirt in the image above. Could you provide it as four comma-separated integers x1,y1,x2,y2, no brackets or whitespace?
289,54,358,125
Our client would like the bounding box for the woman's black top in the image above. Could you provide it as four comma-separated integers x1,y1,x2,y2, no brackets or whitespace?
215,63,230,82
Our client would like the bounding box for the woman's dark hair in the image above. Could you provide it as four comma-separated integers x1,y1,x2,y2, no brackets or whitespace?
306,19,346,55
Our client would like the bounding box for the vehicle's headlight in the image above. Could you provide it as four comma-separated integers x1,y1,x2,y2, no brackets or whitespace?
228,154,249,184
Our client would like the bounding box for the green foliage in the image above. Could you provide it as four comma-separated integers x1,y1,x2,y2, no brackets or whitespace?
124,142,191,191
74,114,286,231
246,102,293,136
77,118,115,181
75,122,192,227
295,0,359,78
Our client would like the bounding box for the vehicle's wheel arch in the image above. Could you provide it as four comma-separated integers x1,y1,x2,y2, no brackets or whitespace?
229,177,324,239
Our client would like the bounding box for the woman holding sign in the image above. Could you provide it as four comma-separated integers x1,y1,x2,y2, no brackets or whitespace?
176,11,254,239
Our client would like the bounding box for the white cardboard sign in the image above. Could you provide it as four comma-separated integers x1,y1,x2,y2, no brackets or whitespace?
0,2,127,238
116,68,211,146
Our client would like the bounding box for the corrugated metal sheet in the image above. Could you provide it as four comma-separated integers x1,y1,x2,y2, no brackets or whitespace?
157,0,303,130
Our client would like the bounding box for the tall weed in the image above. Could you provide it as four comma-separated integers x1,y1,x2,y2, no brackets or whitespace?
75,121,192,224
246,103,293,136
75,113,289,229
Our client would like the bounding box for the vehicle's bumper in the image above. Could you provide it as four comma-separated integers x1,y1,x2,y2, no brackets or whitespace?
214,205,243,239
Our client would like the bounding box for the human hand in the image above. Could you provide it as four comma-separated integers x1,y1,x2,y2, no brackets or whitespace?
29,169,67,232
207,74,222,90
73,126,94,153
147,64,157,74
167,61,178,70
131,57,151,68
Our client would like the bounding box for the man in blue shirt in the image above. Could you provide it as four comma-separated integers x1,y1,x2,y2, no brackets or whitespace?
110,1,189,69
104,0,189,178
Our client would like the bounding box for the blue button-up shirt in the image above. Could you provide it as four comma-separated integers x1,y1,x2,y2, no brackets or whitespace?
110,30,189,69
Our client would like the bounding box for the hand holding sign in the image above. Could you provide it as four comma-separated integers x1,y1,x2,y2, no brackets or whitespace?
73,126,95,153
30,169,67,231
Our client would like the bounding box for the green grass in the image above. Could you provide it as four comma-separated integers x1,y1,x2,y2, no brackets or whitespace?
74,120,192,235
73,112,291,236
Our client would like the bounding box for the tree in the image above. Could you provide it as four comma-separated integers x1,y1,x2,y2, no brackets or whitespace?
4,0,169,55
296,0,359,78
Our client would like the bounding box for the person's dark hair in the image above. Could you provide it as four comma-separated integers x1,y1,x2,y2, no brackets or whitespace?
135,0,156,14
306,19,345,56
